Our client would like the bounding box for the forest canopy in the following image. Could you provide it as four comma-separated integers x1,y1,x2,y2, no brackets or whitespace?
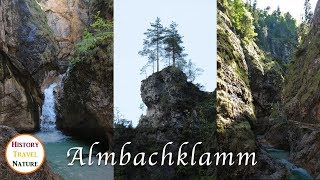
218,0,310,64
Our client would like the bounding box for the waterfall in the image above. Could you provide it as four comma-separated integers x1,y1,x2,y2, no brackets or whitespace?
35,83,66,143
40,83,58,132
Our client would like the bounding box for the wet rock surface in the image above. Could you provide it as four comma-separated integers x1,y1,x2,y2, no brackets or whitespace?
287,121,320,177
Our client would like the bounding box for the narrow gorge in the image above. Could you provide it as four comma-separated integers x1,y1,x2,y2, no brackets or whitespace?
217,0,320,179
0,0,113,178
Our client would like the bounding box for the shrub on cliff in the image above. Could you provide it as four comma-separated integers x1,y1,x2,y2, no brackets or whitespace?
71,12,113,65
219,0,256,42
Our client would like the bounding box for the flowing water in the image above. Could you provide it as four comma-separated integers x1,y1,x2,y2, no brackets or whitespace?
35,83,66,143
35,83,113,180
265,148,313,180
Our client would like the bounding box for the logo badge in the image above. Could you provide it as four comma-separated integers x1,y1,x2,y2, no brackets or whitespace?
5,134,45,174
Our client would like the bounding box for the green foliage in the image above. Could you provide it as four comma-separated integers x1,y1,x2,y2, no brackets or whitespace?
298,22,310,44
253,5,298,63
139,19,202,82
163,22,187,66
183,60,204,82
221,0,298,63
222,0,257,42
71,12,113,65
298,0,313,45
139,17,165,72
304,0,313,23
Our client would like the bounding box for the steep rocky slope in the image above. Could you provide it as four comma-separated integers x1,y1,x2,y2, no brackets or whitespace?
217,0,287,178
0,0,59,132
282,0,320,177
56,34,113,150
0,0,114,139
284,0,320,125
0,126,59,179
115,67,215,179
0,0,114,178
37,0,113,68
56,7,114,150
218,0,320,178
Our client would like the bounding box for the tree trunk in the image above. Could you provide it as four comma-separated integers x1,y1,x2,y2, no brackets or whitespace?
153,60,155,73
157,42,159,72
173,55,175,67
172,44,176,67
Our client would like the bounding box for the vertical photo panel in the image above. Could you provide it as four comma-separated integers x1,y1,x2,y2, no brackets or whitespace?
0,0,114,179
114,0,216,178
217,0,318,179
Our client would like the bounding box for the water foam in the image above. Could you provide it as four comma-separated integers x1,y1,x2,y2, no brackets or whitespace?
35,83,67,143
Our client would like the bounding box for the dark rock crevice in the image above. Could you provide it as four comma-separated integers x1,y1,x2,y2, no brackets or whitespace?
0,50,43,132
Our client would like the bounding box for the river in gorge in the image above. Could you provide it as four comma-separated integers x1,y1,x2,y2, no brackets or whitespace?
265,148,312,180
260,138,313,180
34,83,113,180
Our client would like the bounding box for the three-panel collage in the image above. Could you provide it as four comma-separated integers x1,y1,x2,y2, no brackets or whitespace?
0,0,319,179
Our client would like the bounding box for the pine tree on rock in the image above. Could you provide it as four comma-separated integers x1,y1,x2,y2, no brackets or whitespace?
164,22,186,67
139,17,165,72
304,0,313,23
184,60,203,82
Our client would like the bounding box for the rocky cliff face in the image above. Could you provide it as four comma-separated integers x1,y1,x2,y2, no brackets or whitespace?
282,0,320,177
0,0,59,132
38,0,89,67
0,126,59,179
56,25,114,150
243,42,284,134
0,0,113,133
54,0,113,150
284,1,320,125
287,122,320,178
37,0,113,69
140,67,208,128
115,67,215,179
217,1,287,178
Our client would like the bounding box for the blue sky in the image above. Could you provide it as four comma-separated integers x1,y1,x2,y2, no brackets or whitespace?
114,0,216,126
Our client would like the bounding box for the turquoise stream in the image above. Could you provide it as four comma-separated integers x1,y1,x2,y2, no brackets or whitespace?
265,148,313,180
34,83,113,180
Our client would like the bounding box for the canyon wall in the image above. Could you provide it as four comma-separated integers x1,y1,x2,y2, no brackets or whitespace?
282,0,320,177
217,0,287,178
0,0,58,132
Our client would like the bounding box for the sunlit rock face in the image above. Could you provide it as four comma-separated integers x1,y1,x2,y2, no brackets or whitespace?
38,0,89,64
37,0,113,69
216,0,288,178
